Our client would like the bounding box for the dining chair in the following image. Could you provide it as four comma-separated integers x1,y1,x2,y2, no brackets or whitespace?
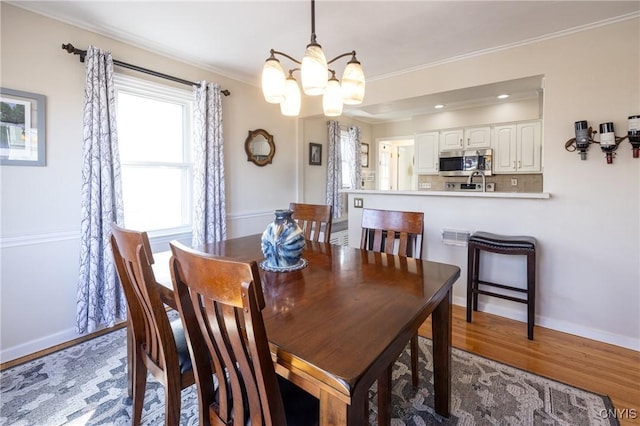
110,224,194,426
169,241,319,426
360,208,424,387
289,202,333,243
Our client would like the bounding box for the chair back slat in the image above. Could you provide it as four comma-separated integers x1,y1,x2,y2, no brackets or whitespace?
170,242,287,426
111,224,176,371
360,208,424,259
289,203,333,243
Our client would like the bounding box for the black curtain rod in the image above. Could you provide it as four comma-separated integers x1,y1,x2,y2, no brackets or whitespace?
61,43,230,96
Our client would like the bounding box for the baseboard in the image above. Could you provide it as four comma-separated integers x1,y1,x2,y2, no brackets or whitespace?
0,326,80,364
452,295,640,351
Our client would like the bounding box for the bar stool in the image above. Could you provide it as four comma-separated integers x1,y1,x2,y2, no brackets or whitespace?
466,231,537,339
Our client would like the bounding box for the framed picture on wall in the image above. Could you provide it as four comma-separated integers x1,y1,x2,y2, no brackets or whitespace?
309,142,322,165
0,87,46,166
361,143,369,168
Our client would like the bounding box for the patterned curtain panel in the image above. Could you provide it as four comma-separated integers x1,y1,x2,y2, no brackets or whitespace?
348,125,362,190
192,81,226,247
76,46,125,335
325,120,342,219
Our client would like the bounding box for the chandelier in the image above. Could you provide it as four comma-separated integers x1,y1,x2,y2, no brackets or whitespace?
261,0,365,117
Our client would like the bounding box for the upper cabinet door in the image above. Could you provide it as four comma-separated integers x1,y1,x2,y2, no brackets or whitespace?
492,121,542,174
465,126,491,149
440,129,464,150
415,132,439,174
493,124,517,173
517,121,542,172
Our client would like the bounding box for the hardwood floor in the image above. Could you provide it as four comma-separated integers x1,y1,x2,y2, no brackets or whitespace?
3,305,638,424
419,305,640,425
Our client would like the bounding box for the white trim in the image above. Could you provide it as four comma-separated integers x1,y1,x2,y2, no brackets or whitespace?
452,295,640,351
226,210,273,220
0,326,80,363
11,2,639,88
370,12,640,82
0,210,275,249
0,231,79,248
148,230,191,253
9,2,252,86
114,73,193,102
115,74,194,233
343,189,550,199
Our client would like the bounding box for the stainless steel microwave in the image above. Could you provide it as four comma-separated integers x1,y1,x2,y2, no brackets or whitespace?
438,149,493,176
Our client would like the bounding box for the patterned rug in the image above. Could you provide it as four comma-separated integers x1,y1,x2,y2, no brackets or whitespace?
0,327,618,425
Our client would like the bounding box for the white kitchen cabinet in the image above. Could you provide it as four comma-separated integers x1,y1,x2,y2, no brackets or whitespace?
493,124,517,172
414,131,439,174
465,126,491,149
439,129,464,150
493,121,541,173
440,127,491,151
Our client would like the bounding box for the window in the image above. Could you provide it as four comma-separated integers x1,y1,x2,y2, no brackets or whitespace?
340,129,354,189
114,75,193,234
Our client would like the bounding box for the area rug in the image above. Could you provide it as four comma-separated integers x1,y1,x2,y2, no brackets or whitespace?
0,327,618,426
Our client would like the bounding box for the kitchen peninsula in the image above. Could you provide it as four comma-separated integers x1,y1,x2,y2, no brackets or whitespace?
343,188,551,331
346,189,550,199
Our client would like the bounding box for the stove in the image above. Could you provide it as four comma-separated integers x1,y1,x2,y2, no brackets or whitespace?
444,182,495,192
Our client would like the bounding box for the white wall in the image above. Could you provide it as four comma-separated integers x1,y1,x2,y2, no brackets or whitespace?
301,115,373,207
0,4,297,361
410,97,541,133
1,4,638,362
345,18,640,350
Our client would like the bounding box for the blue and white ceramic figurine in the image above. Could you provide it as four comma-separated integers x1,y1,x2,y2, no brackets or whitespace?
260,209,306,271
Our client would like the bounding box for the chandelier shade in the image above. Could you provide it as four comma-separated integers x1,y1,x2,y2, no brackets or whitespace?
301,43,328,96
281,75,302,116
341,57,365,105
323,73,343,116
260,0,365,117
261,56,286,103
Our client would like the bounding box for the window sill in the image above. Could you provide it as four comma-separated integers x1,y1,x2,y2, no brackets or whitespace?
147,227,192,253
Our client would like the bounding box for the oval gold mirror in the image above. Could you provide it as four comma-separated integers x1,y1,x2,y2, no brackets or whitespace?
245,129,275,167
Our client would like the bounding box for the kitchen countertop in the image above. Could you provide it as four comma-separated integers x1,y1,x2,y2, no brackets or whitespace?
342,189,550,199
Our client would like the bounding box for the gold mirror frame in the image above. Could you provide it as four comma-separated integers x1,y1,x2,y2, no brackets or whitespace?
244,129,275,167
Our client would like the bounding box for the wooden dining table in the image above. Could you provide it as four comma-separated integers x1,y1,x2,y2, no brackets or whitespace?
151,234,460,425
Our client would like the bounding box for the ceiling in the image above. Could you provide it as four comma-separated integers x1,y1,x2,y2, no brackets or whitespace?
9,1,640,122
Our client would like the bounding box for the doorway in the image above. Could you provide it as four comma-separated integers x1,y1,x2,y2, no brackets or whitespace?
377,139,415,190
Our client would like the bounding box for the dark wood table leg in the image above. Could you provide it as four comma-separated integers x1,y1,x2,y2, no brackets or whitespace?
432,290,452,417
377,363,392,425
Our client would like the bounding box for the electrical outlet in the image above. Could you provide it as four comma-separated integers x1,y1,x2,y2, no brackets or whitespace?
418,182,431,189
353,198,363,208
511,178,518,186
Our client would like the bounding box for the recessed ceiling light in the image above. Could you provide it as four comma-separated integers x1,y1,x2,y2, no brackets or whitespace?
497,94,510,99
434,104,445,109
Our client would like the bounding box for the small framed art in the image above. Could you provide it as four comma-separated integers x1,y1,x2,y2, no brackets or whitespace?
361,143,369,168
0,88,46,166
309,143,322,165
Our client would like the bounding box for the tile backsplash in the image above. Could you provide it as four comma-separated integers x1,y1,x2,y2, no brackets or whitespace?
417,174,543,193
